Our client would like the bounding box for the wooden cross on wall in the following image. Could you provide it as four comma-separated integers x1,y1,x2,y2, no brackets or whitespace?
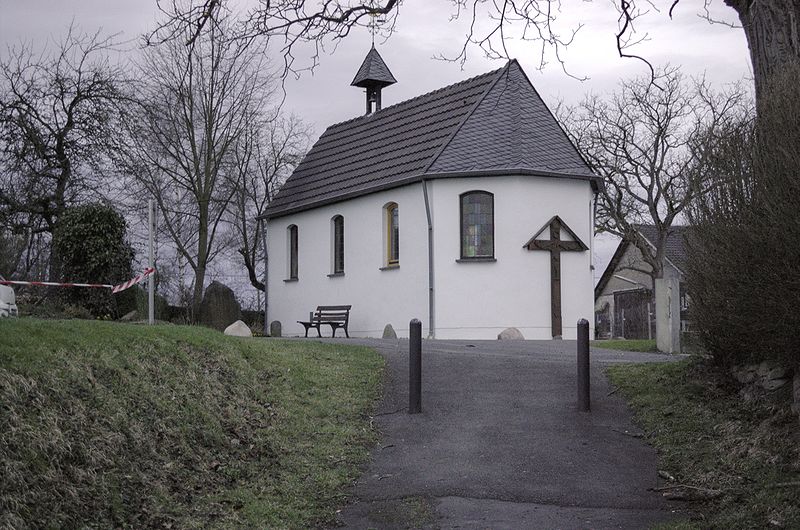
523,216,588,339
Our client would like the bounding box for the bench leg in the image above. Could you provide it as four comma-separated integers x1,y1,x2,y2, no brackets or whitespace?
344,326,349,338
316,325,322,338
330,325,338,338
304,325,310,338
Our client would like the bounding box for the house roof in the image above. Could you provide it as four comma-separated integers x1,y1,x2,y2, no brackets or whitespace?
594,224,690,299
264,59,598,219
635,224,689,273
351,46,397,88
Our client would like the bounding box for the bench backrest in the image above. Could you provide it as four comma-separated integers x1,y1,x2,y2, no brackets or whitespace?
313,305,351,324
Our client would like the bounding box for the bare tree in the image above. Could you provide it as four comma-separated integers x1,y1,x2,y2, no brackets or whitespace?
117,18,273,319
0,28,126,277
228,115,310,292
146,1,799,102
562,66,750,282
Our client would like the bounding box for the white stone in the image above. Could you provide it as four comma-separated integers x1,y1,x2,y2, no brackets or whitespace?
497,327,524,340
224,320,252,337
382,324,397,339
120,310,138,322
762,378,790,392
763,365,789,381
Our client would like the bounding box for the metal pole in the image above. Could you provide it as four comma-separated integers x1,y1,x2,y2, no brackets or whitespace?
261,218,269,336
577,318,590,412
409,318,422,414
148,199,155,325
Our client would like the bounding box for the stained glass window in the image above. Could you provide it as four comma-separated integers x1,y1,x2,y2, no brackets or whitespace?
460,191,494,258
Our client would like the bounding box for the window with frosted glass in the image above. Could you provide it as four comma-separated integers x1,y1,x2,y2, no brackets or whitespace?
387,203,399,265
332,215,344,273
460,191,494,258
288,225,298,279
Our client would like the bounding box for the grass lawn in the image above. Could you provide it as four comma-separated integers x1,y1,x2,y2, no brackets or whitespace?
592,338,659,352
0,318,384,529
608,359,800,529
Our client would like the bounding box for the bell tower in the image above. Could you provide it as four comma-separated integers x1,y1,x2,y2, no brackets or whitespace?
351,45,397,115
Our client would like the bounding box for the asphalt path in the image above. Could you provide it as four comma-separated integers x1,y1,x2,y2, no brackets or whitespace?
324,338,688,529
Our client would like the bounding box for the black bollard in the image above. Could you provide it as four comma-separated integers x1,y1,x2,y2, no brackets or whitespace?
409,318,422,414
577,318,591,412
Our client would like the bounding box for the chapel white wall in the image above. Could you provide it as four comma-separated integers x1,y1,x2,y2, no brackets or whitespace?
266,175,595,340
266,184,429,338
428,176,595,340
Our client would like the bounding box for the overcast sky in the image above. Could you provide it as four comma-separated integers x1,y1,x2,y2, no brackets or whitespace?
0,0,753,283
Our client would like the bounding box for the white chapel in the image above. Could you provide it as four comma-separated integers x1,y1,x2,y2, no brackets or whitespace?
261,47,600,340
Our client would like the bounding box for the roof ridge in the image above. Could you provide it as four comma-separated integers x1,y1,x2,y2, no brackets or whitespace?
326,64,507,130
421,61,511,174
509,60,593,175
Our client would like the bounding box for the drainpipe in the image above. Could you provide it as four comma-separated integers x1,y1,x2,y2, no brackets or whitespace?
261,218,269,336
422,179,435,338
590,192,598,273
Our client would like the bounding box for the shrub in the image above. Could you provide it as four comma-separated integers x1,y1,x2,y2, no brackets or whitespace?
51,204,135,318
687,65,800,366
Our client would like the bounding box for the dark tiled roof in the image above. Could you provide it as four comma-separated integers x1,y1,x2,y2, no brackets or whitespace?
351,46,397,87
427,62,592,176
635,224,689,273
265,60,597,218
594,224,690,299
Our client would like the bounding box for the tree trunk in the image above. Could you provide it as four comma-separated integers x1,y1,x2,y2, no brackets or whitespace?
192,202,210,322
726,0,800,98
192,265,205,323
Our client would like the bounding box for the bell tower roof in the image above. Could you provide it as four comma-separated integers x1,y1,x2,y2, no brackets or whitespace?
351,45,397,88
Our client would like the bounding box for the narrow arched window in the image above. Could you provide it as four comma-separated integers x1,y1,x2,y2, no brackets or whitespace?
332,215,344,274
460,191,494,259
287,224,298,280
386,202,399,265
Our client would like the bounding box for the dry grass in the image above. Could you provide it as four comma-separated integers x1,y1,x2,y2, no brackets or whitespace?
0,319,383,529
608,358,800,528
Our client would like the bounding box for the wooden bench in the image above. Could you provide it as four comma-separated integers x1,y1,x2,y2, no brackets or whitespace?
298,305,352,338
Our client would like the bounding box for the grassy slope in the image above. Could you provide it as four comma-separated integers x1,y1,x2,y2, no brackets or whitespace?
0,319,383,529
592,339,658,352
608,359,800,529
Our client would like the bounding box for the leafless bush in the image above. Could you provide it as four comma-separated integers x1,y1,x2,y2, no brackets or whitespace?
687,64,800,366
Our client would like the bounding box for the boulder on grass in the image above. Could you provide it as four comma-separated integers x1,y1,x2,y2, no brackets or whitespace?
269,320,282,337
119,310,138,322
198,281,242,331
224,320,252,337
382,324,397,339
497,327,524,340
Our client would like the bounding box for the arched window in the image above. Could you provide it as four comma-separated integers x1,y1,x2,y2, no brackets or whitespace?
287,224,298,280
331,215,345,274
385,202,399,266
460,191,494,259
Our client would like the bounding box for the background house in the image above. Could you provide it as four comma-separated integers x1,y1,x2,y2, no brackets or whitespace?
594,225,689,340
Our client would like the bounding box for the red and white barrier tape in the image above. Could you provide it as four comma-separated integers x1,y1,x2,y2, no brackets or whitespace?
0,268,156,294
111,268,156,293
